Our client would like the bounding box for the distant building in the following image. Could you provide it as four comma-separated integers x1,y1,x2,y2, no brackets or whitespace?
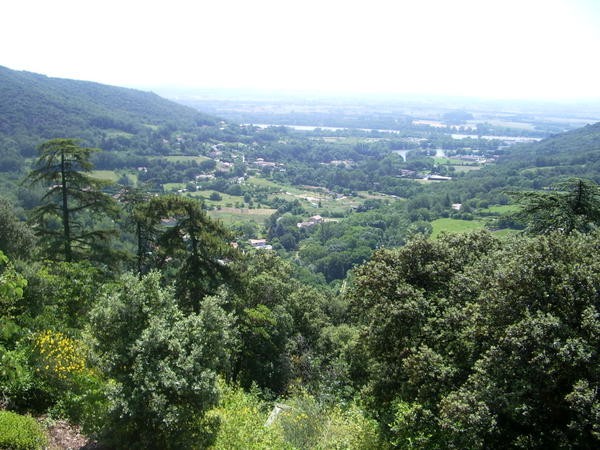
297,215,325,229
249,239,272,250
254,159,278,168
427,175,452,181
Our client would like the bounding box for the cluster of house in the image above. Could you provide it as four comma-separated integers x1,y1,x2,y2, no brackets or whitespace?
254,158,279,168
245,215,326,251
297,215,324,229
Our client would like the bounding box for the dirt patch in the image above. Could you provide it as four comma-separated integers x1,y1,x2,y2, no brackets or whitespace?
41,418,104,450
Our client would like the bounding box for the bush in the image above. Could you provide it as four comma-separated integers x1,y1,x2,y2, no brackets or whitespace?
0,345,36,411
90,273,232,449
209,382,291,449
275,392,386,449
0,411,47,450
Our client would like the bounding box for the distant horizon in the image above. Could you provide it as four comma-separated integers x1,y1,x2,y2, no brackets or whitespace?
6,62,600,107
148,83,600,105
3,0,600,103
5,62,600,122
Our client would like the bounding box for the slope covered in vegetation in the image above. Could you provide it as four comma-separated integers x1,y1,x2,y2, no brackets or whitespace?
0,65,217,155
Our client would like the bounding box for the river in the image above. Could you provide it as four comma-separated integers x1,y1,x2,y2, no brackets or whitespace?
250,124,542,143
393,148,445,161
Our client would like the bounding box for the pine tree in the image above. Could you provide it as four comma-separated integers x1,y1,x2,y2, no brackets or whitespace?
27,139,117,262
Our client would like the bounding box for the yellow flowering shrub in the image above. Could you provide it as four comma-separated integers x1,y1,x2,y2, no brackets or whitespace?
32,330,86,382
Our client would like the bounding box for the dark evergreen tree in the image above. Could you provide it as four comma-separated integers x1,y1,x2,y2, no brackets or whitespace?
26,139,117,262
135,195,235,312
509,178,600,234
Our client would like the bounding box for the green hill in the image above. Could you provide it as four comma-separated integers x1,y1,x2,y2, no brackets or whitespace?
0,65,219,156
504,121,600,169
415,119,600,218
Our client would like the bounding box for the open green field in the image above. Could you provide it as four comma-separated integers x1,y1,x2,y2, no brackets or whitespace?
492,228,521,237
430,218,486,238
160,175,406,227
246,176,284,190
247,176,367,213
479,204,520,215
433,157,471,165
91,170,119,182
163,183,187,192
189,190,243,206
356,191,399,201
151,155,211,163
207,207,276,225
91,170,138,184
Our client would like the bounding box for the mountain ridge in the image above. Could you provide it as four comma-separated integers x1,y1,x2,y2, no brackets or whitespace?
0,65,219,154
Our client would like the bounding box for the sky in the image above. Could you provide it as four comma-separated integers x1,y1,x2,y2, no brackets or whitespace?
2,0,600,100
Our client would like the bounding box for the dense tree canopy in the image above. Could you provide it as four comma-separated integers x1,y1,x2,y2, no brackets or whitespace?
348,230,600,448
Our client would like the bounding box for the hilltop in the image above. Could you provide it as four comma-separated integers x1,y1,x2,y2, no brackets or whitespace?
0,65,218,155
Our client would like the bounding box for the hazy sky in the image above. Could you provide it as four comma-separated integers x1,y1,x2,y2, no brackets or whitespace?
3,0,600,100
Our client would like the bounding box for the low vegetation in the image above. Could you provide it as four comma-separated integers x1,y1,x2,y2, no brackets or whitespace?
0,411,47,450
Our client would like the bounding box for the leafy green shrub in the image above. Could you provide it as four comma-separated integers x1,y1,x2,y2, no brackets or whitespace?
277,392,324,448
0,344,37,412
316,403,385,450
47,369,109,435
275,391,386,449
0,411,47,450
209,382,291,449
90,272,232,449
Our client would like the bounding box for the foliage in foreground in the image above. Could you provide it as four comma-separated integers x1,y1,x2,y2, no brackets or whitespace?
89,272,233,449
210,383,385,450
349,230,600,448
0,410,47,450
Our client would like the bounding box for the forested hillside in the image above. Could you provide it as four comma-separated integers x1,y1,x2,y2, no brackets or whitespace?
0,65,217,156
503,121,600,174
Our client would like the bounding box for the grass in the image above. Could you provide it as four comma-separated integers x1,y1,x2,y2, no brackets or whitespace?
165,155,211,163
433,157,469,165
492,228,521,237
149,155,210,163
247,176,363,213
430,218,486,238
160,175,405,226
91,170,119,182
163,183,187,191
356,191,399,200
246,176,283,190
479,204,520,214
190,190,242,205
207,207,276,225
104,130,135,138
